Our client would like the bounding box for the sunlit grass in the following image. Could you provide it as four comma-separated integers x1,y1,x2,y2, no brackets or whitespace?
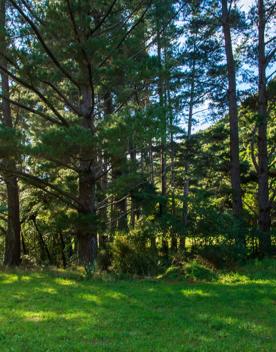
0,261,275,352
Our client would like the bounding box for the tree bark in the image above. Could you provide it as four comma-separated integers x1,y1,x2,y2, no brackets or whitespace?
77,84,97,264
257,0,271,255
59,232,67,268
221,0,245,248
98,92,111,248
32,216,52,264
181,52,195,252
166,71,177,252
157,18,168,256
0,0,21,266
129,138,137,228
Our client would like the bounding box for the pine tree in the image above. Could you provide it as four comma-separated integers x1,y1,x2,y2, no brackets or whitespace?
0,0,21,266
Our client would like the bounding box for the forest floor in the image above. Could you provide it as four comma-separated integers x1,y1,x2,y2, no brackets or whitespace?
0,260,275,352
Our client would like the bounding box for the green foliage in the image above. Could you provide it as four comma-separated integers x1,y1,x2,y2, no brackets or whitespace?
0,125,22,159
96,248,112,272
0,204,8,214
184,260,217,282
196,244,245,269
111,233,158,276
160,258,217,282
31,125,96,161
238,258,276,280
0,0,275,271
84,261,96,280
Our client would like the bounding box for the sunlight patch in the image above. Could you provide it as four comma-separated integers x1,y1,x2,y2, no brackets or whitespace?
219,273,250,284
25,315,43,322
0,274,18,284
38,287,57,294
79,294,101,303
54,278,76,286
181,289,212,297
21,311,55,322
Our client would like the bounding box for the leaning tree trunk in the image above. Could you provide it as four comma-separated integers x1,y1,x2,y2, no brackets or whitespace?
0,0,21,266
222,0,245,249
77,84,97,265
257,0,271,255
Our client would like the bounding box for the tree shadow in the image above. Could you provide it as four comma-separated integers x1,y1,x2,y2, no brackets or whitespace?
0,271,275,351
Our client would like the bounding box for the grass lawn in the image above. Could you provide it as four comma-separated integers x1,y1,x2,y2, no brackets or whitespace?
0,262,275,352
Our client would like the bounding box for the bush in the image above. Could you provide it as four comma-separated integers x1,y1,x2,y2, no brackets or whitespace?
111,234,158,276
21,255,38,268
185,260,217,281
84,261,96,280
239,258,276,280
160,258,217,282
195,244,245,269
96,248,112,272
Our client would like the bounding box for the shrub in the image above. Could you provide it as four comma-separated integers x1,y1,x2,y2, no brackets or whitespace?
96,248,112,272
21,255,38,268
239,258,276,280
160,258,217,282
84,261,96,280
185,260,217,281
196,244,245,269
111,234,158,276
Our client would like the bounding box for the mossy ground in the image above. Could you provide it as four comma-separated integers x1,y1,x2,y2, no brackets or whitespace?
0,260,275,352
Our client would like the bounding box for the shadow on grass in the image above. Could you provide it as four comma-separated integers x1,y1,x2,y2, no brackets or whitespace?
0,269,275,351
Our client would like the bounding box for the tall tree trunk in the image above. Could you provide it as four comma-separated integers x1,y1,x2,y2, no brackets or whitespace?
149,138,154,184
130,138,137,228
98,92,112,248
111,157,128,231
21,233,27,255
77,84,97,264
59,232,67,268
221,0,245,249
180,66,194,252
167,79,177,252
157,19,168,256
257,0,271,255
0,0,21,266
117,194,127,230
98,151,108,248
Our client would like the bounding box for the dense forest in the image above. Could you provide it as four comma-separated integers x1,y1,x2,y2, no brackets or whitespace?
0,0,275,273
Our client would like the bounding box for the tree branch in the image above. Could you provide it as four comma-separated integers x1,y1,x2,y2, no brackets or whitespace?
0,64,69,126
90,0,118,36
99,2,151,68
0,164,81,209
9,0,80,89
0,93,63,125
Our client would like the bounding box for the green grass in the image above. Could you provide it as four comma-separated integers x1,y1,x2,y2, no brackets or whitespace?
0,261,276,352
